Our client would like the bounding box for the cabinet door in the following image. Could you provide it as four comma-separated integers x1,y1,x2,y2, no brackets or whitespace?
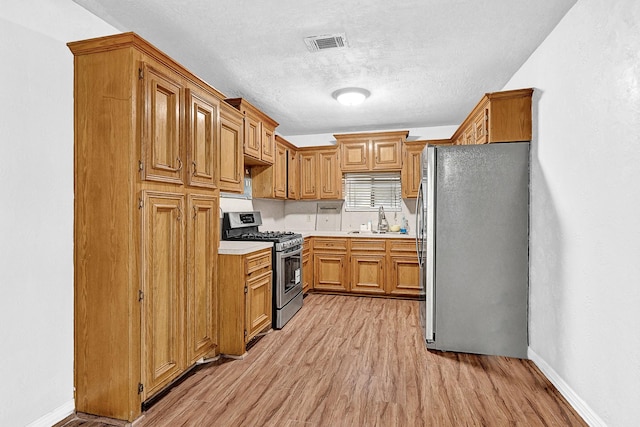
319,150,341,199
246,269,273,341
388,256,420,297
464,128,475,145
300,152,318,199
219,105,244,193
350,254,386,295
401,143,426,199
186,87,219,189
141,64,183,184
244,114,262,159
288,149,299,200
313,253,348,292
302,249,312,293
274,142,287,198
340,141,369,171
261,125,275,164
186,194,218,365
473,105,489,144
372,138,402,170
141,191,185,398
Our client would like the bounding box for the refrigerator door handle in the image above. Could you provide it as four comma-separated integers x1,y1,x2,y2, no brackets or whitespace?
424,145,436,343
415,180,424,266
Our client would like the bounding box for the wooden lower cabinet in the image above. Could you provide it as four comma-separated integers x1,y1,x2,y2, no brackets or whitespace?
186,194,219,365
314,252,349,292
350,239,386,295
313,238,348,292
310,237,420,298
141,191,186,397
387,239,420,297
218,247,273,356
302,239,312,293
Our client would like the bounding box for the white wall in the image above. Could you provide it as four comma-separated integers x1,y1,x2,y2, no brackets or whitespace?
504,0,640,425
0,2,117,426
283,124,458,147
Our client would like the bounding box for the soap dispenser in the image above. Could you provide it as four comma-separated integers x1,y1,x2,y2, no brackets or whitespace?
401,216,408,234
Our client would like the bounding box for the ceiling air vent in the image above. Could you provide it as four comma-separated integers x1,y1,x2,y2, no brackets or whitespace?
304,33,348,52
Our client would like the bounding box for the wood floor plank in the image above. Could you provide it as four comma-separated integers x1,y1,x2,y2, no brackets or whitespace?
61,294,586,426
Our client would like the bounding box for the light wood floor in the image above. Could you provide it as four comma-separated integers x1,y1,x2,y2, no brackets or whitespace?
60,294,586,426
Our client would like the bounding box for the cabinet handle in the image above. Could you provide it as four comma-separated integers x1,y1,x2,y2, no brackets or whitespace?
193,206,198,219
176,206,183,222
192,161,197,175
176,157,183,172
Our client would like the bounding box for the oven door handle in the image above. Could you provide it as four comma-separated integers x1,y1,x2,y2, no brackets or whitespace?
280,245,303,257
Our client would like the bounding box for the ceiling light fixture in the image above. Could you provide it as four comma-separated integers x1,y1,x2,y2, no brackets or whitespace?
332,87,370,106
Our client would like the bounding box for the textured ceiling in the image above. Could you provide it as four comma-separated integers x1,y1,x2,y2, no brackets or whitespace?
73,0,576,136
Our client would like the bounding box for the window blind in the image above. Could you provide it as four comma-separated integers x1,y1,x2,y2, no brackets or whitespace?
343,172,401,212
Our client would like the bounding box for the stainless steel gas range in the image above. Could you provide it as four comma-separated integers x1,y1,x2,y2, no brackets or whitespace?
222,211,304,329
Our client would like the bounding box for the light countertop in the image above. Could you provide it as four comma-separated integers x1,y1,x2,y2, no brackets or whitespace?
219,232,416,255
297,230,416,239
218,241,274,255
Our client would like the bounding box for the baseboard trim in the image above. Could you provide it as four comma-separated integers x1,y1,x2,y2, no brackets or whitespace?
26,399,74,427
528,347,607,427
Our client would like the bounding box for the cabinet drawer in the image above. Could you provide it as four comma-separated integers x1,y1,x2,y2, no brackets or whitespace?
245,248,272,274
388,239,417,253
313,238,347,251
350,238,386,252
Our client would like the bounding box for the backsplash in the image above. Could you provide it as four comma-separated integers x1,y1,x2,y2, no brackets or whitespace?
220,196,416,233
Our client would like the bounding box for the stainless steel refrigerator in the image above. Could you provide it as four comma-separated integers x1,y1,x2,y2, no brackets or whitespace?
416,142,529,359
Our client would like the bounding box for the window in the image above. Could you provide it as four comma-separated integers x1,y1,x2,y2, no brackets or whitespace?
343,172,401,212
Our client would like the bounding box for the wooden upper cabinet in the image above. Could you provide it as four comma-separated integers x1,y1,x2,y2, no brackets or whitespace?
299,151,318,199
336,131,407,172
219,102,244,193
299,147,341,200
318,148,341,199
261,125,276,164
251,137,288,199
243,113,262,159
273,142,287,198
472,101,489,145
450,88,533,145
340,140,369,171
401,140,427,199
371,137,403,170
288,147,300,200
141,64,184,184
401,139,450,199
225,98,278,166
186,85,219,189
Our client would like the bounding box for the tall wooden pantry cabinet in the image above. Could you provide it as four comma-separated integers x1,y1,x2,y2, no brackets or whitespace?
68,32,222,422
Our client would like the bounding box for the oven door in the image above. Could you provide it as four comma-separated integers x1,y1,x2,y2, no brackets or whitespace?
275,245,303,309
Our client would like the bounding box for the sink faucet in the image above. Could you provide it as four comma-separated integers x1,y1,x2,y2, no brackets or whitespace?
377,206,389,232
